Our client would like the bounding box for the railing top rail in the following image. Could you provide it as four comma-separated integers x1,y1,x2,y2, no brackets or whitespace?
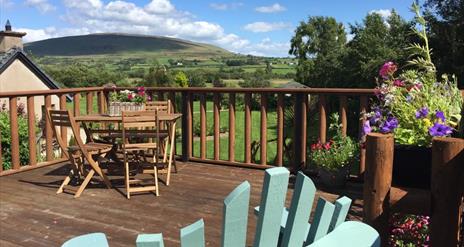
0,87,105,98
104,87,378,95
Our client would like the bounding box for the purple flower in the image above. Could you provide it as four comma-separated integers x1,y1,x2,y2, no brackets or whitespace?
369,109,382,125
435,110,445,122
380,116,398,133
362,121,372,136
429,122,452,137
415,107,429,119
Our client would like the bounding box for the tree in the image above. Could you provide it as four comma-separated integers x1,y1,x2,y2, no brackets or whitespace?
144,66,172,87
174,71,189,87
289,16,347,87
424,0,464,88
343,11,412,87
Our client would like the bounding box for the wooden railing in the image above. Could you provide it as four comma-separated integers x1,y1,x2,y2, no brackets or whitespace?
0,86,376,176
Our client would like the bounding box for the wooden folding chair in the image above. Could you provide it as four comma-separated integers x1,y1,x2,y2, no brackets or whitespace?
145,100,177,184
121,110,164,199
47,109,112,198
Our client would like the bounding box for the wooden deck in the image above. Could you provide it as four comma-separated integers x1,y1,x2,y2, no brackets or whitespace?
0,162,364,247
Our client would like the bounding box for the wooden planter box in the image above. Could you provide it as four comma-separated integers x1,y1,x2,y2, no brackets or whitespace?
108,102,144,116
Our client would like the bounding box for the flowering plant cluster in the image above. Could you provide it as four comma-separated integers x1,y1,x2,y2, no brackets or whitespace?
389,214,430,247
310,113,358,172
109,87,150,104
363,3,462,146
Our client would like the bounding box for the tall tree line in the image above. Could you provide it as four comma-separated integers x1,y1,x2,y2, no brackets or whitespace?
290,1,463,88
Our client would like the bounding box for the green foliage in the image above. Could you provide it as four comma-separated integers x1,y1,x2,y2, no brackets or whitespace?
239,69,270,88
425,0,464,88
174,71,189,87
0,103,37,170
289,16,347,87
344,10,412,87
144,66,173,87
309,113,359,171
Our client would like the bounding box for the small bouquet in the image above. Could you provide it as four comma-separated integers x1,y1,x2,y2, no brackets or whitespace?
109,86,150,104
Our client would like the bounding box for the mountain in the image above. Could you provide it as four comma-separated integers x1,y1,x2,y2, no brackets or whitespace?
24,33,232,57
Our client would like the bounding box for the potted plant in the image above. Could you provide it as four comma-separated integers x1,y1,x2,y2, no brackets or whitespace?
108,87,149,116
310,113,359,188
363,3,463,188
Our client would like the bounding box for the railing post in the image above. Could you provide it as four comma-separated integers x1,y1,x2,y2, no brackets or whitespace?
244,93,252,164
200,94,206,159
73,93,80,116
293,93,305,172
363,133,393,245
27,96,37,166
86,92,93,114
260,93,267,165
339,96,347,137
59,94,68,154
430,137,464,246
318,95,327,143
213,93,220,160
229,93,235,162
97,91,105,114
45,95,53,161
9,97,20,170
359,96,368,178
181,92,192,162
276,94,284,167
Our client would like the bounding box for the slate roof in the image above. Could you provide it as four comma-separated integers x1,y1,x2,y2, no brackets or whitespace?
0,48,61,90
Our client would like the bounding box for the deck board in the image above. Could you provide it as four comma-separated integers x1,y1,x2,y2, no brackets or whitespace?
0,162,363,246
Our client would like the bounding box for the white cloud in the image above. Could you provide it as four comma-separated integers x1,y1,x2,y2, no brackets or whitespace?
369,9,392,19
255,3,286,13
24,0,56,14
145,0,175,14
210,2,243,10
244,21,290,32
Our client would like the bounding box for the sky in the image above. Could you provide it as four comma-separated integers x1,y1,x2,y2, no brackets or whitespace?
0,0,419,57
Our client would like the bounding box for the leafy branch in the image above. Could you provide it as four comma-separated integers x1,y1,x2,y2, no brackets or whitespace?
406,2,436,73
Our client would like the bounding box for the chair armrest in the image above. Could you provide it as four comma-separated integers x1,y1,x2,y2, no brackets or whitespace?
307,221,380,247
61,233,109,247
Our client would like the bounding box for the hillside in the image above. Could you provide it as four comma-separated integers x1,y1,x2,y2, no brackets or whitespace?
24,33,232,57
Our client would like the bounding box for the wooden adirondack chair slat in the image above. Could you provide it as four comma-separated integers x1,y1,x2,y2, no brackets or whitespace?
181,219,205,247
253,167,289,247
136,233,164,247
329,196,352,232
281,171,316,247
222,181,251,247
306,198,335,244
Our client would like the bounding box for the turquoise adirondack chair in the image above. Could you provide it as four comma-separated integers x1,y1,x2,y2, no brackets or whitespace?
62,167,380,247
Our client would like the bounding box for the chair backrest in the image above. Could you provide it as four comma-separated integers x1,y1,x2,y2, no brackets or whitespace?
145,100,171,114
120,110,160,157
47,109,86,158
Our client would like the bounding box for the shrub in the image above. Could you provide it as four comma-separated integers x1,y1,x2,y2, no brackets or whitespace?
0,103,37,170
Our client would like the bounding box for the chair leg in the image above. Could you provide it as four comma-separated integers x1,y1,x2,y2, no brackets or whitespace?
74,169,95,198
57,171,72,194
125,161,130,199
154,166,159,196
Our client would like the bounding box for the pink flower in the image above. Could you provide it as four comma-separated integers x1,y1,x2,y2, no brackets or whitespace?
379,61,397,79
127,93,133,100
393,79,405,87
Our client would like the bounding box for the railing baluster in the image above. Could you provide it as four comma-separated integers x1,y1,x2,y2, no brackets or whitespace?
59,95,68,153
97,91,105,114
302,94,308,167
213,93,220,160
9,97,20,170
244,93,251,164
73,93,80,116
200,94,206,159
181,92,192,161
276,94,284,167
294,93,307,171
45,95,53,161
27,96,37,166
169,92,176,112
339,96,348,137
229,93,235,162
319,95,327,143
359,96,368,177
260,93,267,165
86,92,93,114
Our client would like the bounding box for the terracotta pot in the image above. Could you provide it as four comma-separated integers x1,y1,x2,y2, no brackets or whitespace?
392,145,431,189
